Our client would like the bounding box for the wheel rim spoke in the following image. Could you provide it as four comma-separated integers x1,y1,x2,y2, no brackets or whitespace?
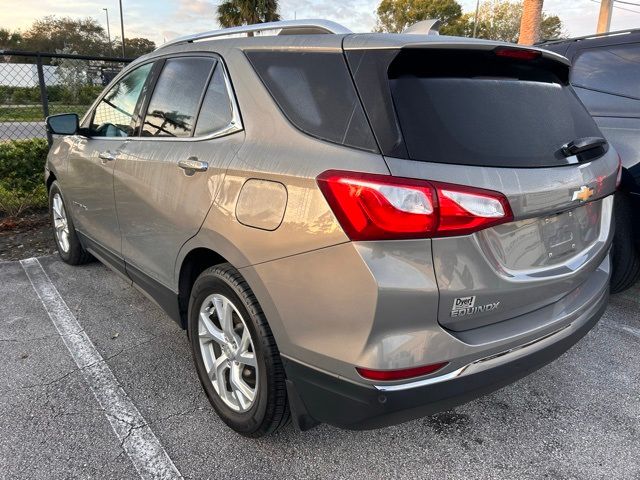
213,354,230,403
236,351,256,368
230,363,255,409
199,310,226,346
214,296,239,344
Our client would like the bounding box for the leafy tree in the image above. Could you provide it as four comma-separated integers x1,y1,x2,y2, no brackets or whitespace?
20,16,107,56
112,37,156,58
540,14,563,41
0,28,22,50
1,16,156,58
217,0,280,28
452,0,562,42
375,0,463,34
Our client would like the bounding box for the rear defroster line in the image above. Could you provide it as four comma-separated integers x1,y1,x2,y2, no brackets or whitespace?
20,257,182,480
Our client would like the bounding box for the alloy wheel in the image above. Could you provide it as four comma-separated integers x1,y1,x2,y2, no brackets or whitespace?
52,193,70,253
198,293,258,412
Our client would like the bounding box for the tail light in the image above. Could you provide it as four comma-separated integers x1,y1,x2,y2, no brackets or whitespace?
356,362,448,381
494,46,542,61
317,170,513,241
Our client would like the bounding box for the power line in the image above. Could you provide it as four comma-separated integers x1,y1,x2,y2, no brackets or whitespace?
615,0,640,7
589,0,640,14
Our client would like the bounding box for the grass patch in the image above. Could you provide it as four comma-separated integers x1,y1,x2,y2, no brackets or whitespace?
0,104,91,122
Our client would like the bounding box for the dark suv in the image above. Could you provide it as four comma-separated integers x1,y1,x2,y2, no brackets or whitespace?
542,29,640,293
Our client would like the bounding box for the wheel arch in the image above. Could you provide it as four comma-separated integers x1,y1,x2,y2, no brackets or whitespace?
46,169,57,191
175,229,288,351
177,247,229,329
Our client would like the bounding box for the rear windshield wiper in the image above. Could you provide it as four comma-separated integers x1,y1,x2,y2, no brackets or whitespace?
561,137,607,158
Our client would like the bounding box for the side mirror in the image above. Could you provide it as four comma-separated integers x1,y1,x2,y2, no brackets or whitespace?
46,113,79,136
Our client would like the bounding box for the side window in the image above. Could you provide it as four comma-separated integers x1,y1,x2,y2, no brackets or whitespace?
91,63,153,137
572,44,640,99
194,64,234,136
246,51,378,152
141,57,214,137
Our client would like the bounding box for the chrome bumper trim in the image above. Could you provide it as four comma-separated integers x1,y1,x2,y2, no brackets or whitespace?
374,324,572,392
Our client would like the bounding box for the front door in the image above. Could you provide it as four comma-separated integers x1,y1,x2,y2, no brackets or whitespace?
114,56,244,289
65,62,154,257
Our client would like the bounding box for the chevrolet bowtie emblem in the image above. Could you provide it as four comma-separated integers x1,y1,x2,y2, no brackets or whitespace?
572,185,594,202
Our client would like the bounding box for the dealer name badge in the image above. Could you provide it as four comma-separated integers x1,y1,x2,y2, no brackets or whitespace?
451,296,500,317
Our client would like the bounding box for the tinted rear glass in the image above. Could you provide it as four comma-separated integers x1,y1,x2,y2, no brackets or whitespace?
246,51,378,153
388,49,601,168
572,44,640,99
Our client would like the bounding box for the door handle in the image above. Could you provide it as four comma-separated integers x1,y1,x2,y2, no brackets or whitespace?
98,151,117,162
178,158,208,174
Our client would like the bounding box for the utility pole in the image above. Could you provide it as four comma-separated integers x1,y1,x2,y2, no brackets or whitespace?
103,8,112,54
119,0,126,57
472,0,480,38
597,0,614,33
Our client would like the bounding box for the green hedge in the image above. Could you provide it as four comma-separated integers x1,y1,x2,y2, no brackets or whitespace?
0,138,49,217
0,85,103,105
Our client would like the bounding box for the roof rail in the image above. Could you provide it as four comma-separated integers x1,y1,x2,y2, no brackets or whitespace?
537,27,640,46
157,19,352,50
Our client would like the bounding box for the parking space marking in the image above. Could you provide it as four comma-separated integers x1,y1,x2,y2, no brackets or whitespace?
20,257,182,480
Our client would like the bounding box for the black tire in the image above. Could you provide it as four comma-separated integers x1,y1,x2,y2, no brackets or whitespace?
48,181,93,265
188,263,290,437
610,193,640,294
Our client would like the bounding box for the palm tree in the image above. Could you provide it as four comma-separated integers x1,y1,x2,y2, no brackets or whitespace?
217,0,280,29
518,0,543,45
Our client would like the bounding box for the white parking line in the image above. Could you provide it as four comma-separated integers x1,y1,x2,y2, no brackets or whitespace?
20,257,182,480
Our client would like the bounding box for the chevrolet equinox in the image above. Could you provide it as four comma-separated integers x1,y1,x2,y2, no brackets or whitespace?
44,20,620,437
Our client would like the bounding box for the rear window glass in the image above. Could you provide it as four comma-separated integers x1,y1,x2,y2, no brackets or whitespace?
389,50,601,168
246,51,378,153
572,44,640,99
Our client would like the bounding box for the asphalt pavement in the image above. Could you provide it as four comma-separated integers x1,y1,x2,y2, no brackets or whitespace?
1,254,639,479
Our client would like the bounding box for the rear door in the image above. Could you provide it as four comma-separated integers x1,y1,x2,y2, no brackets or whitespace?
345,42,619,331
114,54,244,289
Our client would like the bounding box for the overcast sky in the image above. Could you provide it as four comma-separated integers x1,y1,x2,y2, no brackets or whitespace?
1,0,639,46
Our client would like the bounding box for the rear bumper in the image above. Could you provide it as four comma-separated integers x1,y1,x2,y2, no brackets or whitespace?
283,288,608,431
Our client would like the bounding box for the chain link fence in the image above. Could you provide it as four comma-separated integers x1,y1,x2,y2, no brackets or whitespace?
0,51,132,143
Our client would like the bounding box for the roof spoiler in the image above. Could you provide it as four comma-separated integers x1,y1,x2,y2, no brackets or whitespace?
402,19,441,35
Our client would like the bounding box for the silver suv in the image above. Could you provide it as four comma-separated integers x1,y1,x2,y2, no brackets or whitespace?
44,20,619,437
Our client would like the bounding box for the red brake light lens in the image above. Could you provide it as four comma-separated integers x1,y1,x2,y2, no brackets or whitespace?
316,171,437,240
494,47,542,61
437,183,513,236
317,170,513,241
356,362,448,381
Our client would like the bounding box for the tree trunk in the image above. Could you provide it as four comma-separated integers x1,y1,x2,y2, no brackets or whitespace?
518,0,543,45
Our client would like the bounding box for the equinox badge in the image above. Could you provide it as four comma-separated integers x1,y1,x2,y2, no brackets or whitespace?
451,296,500,317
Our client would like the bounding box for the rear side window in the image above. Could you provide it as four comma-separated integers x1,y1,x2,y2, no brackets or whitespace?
142,57,214,137
246,51,378,153
572,44,640,99
194,64,234,137
388,49,601,168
